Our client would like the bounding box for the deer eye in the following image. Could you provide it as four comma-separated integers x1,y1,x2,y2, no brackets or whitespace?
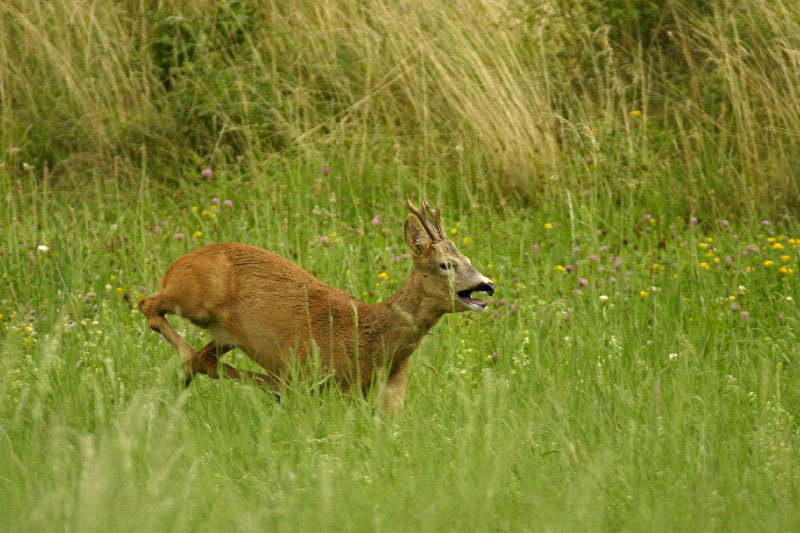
439,262,453,271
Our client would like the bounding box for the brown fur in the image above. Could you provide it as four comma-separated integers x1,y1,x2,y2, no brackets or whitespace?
138,200,493,412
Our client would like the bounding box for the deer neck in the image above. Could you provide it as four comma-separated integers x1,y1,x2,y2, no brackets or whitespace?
363,268,444,364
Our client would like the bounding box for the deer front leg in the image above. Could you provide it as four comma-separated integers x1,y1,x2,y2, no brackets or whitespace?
384,357,411,414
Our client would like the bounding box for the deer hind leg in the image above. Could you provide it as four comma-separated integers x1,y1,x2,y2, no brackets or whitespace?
139,294,196,366
191,341,279,388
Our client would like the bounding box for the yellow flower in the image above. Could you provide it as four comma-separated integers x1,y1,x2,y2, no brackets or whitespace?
713,257,720,264
23,325,33,334
705,237,713,243
544,222,554,230
639,290,649,298
462,236,474,245
705,251,714,258
115,287,124,295
554,264,565,272
630,109,643,117
728,295,736,301
772,242,785,250
767,237,777,243
377,272,389,281
763,260,775,267
699,262,711,270
450,227,458,235
191,206,199,213
193,231,203,239
780,255,791,262
1,272,7,279
698,242,708,249
779,266,794,275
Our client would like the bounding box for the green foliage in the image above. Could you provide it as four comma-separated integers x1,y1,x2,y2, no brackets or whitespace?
1,1,799,215
1,165,799,531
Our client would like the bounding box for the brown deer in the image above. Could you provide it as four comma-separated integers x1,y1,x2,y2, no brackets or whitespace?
138,199,494,412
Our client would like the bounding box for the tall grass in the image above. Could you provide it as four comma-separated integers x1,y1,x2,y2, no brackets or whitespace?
2,1,799,213
1,2,800,530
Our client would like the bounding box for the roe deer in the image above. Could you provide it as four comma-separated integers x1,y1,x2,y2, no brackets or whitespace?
138,199,495,412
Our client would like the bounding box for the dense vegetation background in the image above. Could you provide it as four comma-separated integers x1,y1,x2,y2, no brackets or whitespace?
1,1,799,531
2,0,799,214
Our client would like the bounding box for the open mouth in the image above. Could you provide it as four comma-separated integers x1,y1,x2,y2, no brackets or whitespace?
457,282,495,310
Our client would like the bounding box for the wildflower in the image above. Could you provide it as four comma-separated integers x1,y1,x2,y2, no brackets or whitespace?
630,109,643,117
223,199,233,208
698,242,708,250
201,167,214,178
322,165,330,176
462,236,474,246
579,277,589,287
371,215,382,226
589,254,600,262
37,245,49,253
740,311,750,320
554,265,565,272
23,325,33,334
377,272,389,281
689,217,699,226
669,353,678,362
613,257,623,269
319,235,330,245
599,294,609,302
212,197,220,205
643,214,652,224
114,287,124,295
639,290,649,298
779,266,794,275
699,262,710,270
191,206,199,213
761,220,770,226
585,155,594,165
763,260,775,267
137,285,147,294
488,352,499,362
720,219,730,228
450,227,458,235
543,222,554,230
564,265,575,274
174,232,185,240
192,231,203,239
772,242,785,250
781,255,791,262
152,226,162,235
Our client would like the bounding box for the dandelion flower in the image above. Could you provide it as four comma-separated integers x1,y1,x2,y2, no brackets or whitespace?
639,290,649,298
544,222,554,230
630,109,643,117
699,262,710,270
192,231,203,239
377,272,389,281
763,260,775,267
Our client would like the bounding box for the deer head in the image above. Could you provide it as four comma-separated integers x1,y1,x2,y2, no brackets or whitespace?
404,198,495,312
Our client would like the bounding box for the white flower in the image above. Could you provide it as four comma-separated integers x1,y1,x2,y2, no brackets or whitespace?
669,353,678,362
599,294,609,302
37,245,49,252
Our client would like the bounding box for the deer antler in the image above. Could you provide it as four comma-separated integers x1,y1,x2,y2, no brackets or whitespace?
406,198,446,242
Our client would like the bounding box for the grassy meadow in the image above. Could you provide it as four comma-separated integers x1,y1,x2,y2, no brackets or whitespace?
2,1,800,531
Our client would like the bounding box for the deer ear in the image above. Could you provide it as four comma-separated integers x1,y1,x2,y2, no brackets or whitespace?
404,215,430,256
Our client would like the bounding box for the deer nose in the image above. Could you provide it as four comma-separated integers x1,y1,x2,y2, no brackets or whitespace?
476,281,495,296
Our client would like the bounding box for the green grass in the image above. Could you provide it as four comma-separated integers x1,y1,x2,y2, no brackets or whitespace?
2,1,800,530
1,168,799,532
